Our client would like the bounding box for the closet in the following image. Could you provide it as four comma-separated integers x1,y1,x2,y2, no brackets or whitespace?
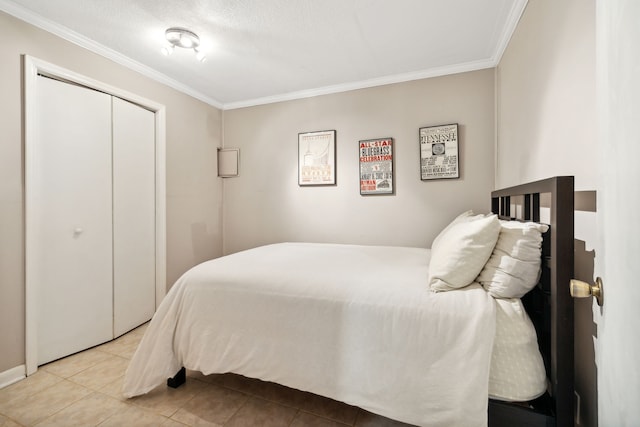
30,73,157,366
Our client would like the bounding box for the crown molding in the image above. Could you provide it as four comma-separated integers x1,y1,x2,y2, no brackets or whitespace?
491,0,528,64
223,58,496,110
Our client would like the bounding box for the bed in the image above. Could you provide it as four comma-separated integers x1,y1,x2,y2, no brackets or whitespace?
123,176,574,427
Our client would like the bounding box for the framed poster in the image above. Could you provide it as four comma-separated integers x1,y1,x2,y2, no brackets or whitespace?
298,130,336,186
359,137,393,195
419,123,459,180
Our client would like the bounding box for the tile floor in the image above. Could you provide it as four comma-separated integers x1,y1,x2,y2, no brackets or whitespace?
0,323,415,426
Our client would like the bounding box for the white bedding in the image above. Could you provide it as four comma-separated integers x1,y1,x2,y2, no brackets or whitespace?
489,298,547,401
123,242,498,427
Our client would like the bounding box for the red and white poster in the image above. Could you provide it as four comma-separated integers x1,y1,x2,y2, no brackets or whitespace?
359,137,393,195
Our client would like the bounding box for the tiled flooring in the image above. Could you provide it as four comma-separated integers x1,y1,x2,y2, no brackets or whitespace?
0,323,415,426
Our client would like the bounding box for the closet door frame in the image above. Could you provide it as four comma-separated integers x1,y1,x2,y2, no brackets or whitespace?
24,55,167,375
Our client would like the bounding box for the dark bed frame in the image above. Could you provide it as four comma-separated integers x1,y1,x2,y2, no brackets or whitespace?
488,176,574,427
167,176,575,427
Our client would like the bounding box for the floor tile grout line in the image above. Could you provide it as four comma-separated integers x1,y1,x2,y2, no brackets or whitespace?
95,400,174,427
124,378,201,420
63,358,130,392
296,408,355,426
294,407,356,426
0,413,25,427
219,391,251,426
40,350,115,381
28,381,95,426
286,408,302,427
24,353,132,425
183,376,359,426
18,372,66,397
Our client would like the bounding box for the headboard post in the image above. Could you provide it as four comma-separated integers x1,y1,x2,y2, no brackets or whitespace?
490,176,574,427
549,177,574,426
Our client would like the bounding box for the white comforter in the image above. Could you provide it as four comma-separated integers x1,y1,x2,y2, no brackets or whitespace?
123,243,496,427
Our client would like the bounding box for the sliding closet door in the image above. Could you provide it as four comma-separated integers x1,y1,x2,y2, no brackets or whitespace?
34,76,114,365
112,97,156,337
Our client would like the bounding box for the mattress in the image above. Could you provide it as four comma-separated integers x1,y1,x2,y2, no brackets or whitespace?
123,242,543,426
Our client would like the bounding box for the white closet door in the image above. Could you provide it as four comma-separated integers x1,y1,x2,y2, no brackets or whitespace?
112,97,156,337
34,76,113,365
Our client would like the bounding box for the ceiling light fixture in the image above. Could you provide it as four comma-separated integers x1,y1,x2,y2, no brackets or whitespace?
161,27,206,62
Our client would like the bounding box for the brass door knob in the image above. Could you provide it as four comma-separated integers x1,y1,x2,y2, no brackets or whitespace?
570,277,603,306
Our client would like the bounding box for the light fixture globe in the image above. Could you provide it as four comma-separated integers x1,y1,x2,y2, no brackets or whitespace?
165,27,200,49
194,48,206,63
160,44,174,56
161,27,206,62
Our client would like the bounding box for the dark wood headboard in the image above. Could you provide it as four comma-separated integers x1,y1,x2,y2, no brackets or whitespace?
488,176,574,427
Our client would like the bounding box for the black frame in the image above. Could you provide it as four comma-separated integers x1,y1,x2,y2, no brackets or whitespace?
359,137,394,195
419,123,459,180
488,176,574,427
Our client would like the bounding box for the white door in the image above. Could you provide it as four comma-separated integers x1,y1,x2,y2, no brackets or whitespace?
112,97,156,337
596,1,640,424
34,76,114,365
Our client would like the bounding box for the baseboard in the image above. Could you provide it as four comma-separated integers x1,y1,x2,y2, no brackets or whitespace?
0,365,26,389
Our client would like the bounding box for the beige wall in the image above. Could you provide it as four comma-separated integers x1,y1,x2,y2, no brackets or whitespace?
496,1,597,426
222,70,495,254
0,11,223,373
496,0,596,191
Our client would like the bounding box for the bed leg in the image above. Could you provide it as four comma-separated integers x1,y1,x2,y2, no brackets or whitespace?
167,367,186,388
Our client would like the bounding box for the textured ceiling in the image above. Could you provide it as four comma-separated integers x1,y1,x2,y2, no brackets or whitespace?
1,0,527,109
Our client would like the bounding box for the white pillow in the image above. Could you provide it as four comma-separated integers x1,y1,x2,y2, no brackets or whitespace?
429,211,501,292
477,220,549,298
